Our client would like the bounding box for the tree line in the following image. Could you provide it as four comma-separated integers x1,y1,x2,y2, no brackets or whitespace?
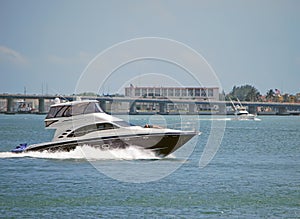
225,85,299,103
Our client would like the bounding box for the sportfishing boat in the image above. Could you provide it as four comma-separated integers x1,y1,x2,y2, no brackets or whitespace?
229,98,257,120
11,99,199,157
233,106,256,120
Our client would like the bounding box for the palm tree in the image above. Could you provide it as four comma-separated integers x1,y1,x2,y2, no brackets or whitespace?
266,89,275,101
245,89,260,102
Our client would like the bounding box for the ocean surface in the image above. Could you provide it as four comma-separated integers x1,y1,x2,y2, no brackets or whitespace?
0,114,299,218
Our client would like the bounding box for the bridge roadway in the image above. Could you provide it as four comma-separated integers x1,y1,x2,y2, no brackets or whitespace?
0,93,300,114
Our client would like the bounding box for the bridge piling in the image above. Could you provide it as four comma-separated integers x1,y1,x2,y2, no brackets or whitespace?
129,101,136,114
38,98,45,114
159,102,166,114
99,100,106,112
188,103,195,114
248,105,257,114
7,97,13,113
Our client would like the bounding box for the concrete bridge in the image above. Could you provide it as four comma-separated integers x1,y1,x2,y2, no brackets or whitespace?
0,94,75,114
0,93,300,115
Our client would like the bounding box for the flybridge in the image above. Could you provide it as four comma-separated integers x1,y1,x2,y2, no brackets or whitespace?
46,100,103,119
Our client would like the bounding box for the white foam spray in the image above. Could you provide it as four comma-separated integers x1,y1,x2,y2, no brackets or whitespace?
0,145,161,160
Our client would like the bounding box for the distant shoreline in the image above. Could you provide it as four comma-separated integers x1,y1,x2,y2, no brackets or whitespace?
1,111,299,116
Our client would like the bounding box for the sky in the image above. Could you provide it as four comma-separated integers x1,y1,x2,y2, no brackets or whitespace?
0,0,299,95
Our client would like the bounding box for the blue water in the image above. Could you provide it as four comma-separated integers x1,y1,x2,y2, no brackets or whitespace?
0,114,299,218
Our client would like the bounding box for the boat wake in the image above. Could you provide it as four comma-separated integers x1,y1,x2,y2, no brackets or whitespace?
197,118,231,121
0,145,162,160
230,117,262,121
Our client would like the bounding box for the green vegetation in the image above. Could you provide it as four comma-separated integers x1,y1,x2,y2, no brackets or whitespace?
226,85,261,102
226,85,300,103
266,89,275,101
75,85,299,103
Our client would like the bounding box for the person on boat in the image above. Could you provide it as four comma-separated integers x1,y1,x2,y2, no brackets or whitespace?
144,124,153,128
144,124,163,128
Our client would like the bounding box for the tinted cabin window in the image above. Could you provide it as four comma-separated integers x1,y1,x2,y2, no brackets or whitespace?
46,102,103,119
84,102,102,114
72,103,89,116
56,106,70,117
71,124,97,137
97,123,114,131
63,106,72,117
67,123,117,137
46,107,56,119
72,102,103,116
46,106,64,119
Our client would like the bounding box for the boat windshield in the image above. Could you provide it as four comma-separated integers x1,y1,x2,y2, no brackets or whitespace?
46,102,103,119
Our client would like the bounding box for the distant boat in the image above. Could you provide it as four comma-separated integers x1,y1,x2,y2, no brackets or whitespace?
16,100,35,114
286,110,300,116
229,98,258,120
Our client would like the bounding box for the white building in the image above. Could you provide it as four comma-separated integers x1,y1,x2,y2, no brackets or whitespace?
125,86,219,101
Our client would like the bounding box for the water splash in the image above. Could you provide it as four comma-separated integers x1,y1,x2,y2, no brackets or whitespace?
0,145,161,160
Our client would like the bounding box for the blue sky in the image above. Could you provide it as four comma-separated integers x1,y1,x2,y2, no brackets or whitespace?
0,0,299,95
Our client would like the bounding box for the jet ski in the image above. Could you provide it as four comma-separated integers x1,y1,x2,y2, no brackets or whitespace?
11,143,28,153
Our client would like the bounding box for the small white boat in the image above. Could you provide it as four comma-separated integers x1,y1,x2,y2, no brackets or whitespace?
12,99,199,157
230,98,258,121
233,106,257,120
